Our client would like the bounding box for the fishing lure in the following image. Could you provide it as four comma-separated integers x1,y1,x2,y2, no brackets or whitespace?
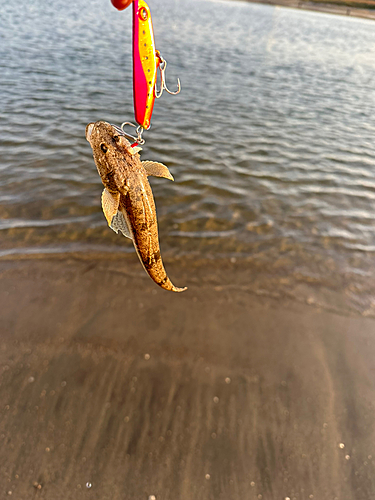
132,0,180,131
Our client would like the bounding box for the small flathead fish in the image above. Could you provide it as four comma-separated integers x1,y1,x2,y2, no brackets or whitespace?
86,120,186,293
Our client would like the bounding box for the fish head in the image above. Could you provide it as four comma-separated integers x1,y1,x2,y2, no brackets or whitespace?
85,121,136,184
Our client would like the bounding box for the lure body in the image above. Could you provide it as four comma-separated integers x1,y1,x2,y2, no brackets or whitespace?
132,0,159,130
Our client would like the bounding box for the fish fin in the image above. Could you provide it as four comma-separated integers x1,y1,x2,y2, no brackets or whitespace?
172,285,188,293
110,210,133,240
129,146,142,155
101,188,120,226
142,161,174,181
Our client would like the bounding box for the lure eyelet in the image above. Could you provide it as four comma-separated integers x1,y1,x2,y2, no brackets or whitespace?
139,7,148,20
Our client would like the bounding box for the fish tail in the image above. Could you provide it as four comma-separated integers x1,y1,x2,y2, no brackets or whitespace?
156,274,187,293
133,243,187,292
172,285,188,293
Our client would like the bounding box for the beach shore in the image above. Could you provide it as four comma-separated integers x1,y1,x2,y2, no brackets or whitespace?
238,0,375,20
1,256,375,499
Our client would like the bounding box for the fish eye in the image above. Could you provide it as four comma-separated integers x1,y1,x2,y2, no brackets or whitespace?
100,143,108,153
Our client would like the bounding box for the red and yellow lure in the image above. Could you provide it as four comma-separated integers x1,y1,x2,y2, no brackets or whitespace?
132,0,180,131
111,0,180,144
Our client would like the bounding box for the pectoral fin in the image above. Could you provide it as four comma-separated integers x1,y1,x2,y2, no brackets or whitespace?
101,188,120,226
142,161,174,181
110,210,133,240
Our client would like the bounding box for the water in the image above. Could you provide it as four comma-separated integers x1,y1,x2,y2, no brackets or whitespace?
1,0,375,313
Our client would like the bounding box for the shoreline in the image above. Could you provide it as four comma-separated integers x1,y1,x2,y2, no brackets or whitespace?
1,257,375,498
0,249,373,318
237,0,375,20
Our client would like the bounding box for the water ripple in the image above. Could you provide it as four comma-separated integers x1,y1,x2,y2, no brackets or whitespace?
1,0,375,312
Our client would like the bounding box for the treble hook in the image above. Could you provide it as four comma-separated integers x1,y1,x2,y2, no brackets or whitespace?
118,122,146,145
155,52,181,99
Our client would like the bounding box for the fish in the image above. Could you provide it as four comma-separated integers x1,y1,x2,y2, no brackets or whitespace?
85,120,187,293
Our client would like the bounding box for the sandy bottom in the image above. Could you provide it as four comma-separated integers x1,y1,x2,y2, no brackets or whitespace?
0,256,375,499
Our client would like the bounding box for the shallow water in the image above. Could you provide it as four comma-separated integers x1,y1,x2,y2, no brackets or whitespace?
1,0,375,312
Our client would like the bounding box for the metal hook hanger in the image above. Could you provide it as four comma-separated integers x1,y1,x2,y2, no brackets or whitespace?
155,52,181,99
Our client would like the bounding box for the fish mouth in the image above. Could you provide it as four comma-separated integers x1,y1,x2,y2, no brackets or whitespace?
85,123,95,142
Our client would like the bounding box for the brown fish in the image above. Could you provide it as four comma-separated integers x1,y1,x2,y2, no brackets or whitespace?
85,120,186,292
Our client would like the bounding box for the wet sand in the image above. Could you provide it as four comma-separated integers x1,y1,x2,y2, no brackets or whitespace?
1,256,375,499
